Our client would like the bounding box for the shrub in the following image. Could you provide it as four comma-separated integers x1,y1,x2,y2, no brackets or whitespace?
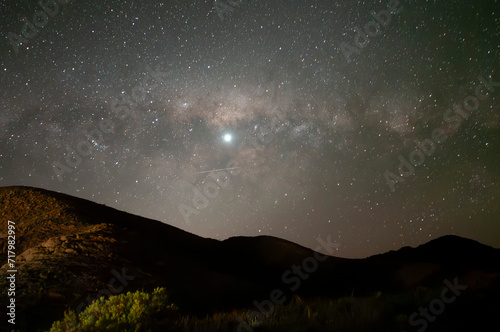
49,288,176,332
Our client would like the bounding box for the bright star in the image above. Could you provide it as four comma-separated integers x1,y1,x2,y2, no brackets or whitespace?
223,134,232,142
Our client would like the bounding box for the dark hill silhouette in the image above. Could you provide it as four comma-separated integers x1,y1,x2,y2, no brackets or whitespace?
1,186,499,331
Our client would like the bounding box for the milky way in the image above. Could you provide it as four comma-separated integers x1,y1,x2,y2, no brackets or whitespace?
0,0,499,257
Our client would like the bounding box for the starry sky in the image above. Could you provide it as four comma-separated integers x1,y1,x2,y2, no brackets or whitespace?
0,0,499,258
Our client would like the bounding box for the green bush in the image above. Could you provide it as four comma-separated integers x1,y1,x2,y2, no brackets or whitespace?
49,288,176,332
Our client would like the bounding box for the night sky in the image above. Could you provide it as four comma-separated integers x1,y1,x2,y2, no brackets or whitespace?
1,0,499,258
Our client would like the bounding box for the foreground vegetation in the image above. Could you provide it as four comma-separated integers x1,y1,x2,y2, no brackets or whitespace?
49,286,448,332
